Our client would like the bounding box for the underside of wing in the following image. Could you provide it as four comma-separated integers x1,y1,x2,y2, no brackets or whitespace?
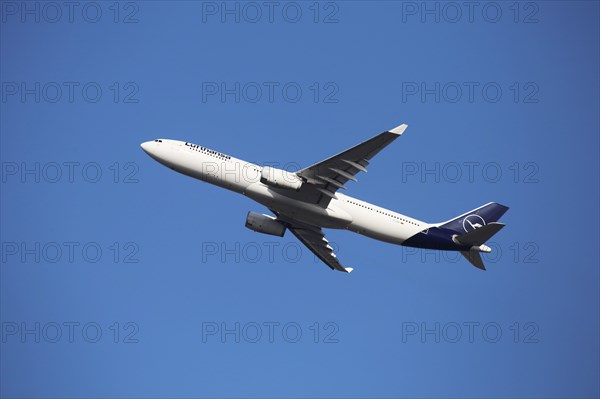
274,212,353,273
294,124,407,206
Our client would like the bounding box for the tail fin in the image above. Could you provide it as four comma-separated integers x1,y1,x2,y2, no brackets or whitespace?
440,202,509,234
439,203,509,271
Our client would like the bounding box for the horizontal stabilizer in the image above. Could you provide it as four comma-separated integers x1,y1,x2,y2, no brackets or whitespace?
461,250,486,270
455,222,505,246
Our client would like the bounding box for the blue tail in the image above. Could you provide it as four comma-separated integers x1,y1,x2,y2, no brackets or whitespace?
402,202,509,270
440,202,509,234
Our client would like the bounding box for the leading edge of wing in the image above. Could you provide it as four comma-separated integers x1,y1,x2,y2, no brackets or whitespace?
293,123,408,206
297,123,408,175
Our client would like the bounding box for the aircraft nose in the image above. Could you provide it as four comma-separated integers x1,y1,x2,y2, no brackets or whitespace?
140,141,153,155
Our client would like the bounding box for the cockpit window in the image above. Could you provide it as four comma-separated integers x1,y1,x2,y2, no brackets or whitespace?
154,139,163,143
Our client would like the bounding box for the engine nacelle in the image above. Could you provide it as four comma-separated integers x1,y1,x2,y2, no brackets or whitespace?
245,211,286,237
260,166,302,191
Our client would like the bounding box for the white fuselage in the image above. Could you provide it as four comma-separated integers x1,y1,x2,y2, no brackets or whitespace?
141,139,429,245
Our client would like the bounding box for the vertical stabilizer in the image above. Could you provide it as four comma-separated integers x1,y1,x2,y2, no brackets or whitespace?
440,203,509,234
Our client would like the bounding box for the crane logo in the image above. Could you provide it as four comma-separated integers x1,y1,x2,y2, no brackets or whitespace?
463,214,486,232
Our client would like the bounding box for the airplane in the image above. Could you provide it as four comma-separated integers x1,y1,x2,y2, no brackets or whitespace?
140,124,509,272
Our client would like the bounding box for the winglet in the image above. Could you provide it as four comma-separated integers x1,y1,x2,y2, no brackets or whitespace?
344,267,354,273
388,124,408,136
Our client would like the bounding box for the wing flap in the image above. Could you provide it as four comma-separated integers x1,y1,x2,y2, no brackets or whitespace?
316,175,347,190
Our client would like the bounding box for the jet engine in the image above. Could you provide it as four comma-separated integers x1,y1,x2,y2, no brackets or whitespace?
245,211,286,237
260,166,303,191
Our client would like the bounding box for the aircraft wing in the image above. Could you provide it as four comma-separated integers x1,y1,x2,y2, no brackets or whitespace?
274,212,353,273
293,124,407,206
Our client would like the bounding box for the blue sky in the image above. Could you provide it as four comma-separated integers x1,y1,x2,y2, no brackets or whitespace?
1,1,599,398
